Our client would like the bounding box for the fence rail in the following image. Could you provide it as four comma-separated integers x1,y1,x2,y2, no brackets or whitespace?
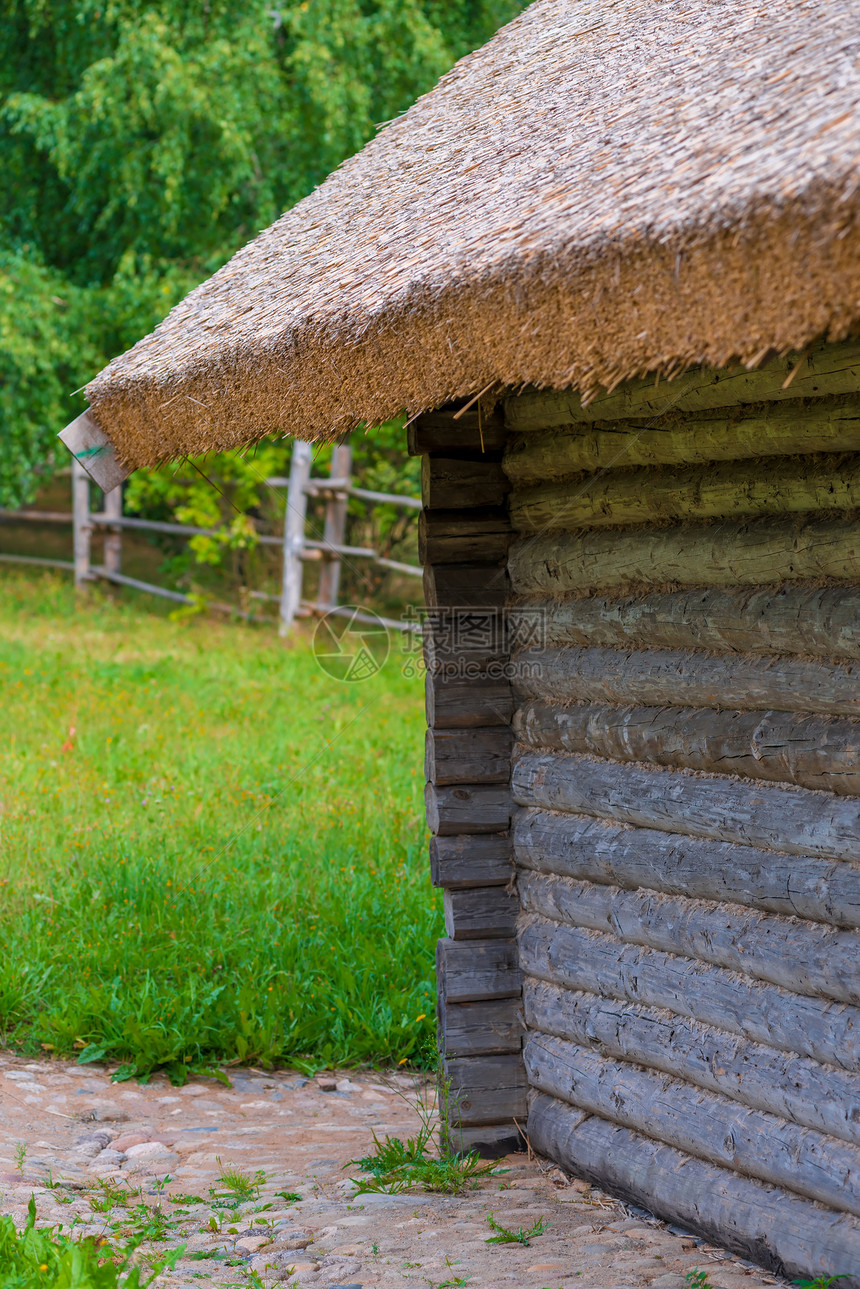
0,439,422,632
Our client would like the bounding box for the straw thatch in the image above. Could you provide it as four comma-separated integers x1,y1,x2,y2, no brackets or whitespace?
84,0,860,469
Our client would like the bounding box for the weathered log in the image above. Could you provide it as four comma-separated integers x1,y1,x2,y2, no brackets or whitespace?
528,1091,860,1286
426,726,513,786
443,886,519,940
513,808,860,929
443,1053,528,1126
525,1031,860,1216
519,916,860,1071
510,454,860,532
424,562,507,608
443,1121,524,1159
504,340,860,429
421,457,509,509
408,407,507,456
422,607,509,671
425,671,513,729
508,517,860,595
523,980,860,1145
430,835,513,889
513,646,860,716
438,996,522,1057
524,585,860,659
513,700,860,795
518,869,860,1004
503,399,860,484
512,752,860,862
436,937,522,1004
419,508,511,565
426,783,511,835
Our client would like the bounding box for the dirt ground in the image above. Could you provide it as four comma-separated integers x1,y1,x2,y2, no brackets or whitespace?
0,1053,791,1289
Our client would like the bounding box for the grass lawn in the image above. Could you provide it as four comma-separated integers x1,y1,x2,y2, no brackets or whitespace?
0,570,437,1081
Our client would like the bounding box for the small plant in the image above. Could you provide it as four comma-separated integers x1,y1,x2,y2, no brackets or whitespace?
211,1158,266,1202
484,1212,546,1247
274,1190,303,1204
793,1278,855,1288
13,1142,26,1177
685,1273,713,1288
169,1192,206,1205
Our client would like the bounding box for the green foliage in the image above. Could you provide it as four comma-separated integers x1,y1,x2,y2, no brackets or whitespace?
484,1213,546,1246
685,1273,713,1289
792,1278,855,1288
0,0,526,506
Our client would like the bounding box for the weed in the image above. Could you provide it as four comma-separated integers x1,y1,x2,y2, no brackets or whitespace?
274,1191,303,1204
793,1279,855,1288
484,1212,546,1247
169,1192,206,1204
213,1158,267,1201
13,1142,26,1177
685,1273,713,1289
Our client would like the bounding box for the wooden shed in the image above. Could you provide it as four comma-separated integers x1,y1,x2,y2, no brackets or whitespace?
62,0,860,1282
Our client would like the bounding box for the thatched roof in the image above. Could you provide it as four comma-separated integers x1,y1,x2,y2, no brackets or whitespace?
81,0,860,471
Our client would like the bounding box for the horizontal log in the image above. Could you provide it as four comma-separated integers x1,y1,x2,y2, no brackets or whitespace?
426,783,511,836
525,1031,860,1216
528,1091,860,1286
503,399,860,484
510,454,860,532
514,700,860,794
504,340,860,429
419,508,511,565
426,726,513,786
443,1120,525,1159
436,937,522,1004
513,808,860,928
513,646,860,716
421,457,509,509
443,886,519,940
430,835,513,889
408,408,507,456
518,869,860,1003
443,1053,528,1126
525,585,860,659
426,672,513,729
523,980,860,1145
423,563,507,608
508,517,860,595
512,752,860,862
520,916,860,1071
438,996,522,1057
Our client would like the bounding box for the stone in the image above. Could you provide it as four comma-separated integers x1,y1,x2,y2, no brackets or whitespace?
317,1078,338,1092
91,1107,131,1122
269,1229,313,1251
125,1142,173,1158
111,1133,151,1152
236,1235,271,1253
335,1079,362,1094
250,1251,317,1279
651,1276,691,1289
93,1149,126,1166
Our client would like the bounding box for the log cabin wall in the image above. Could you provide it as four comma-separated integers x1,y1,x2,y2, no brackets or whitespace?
503,348,860,1285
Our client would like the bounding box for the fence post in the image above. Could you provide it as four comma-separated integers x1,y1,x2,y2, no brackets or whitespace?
317,441,352,612
72,458,91,588
103,485,123,576
279,439,313,636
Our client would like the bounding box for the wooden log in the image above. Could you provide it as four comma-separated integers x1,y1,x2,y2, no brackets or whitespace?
426,672,513,729
443,1121,524,1159
513,646,860,717
438,996,522,1057
514,700,860,795
443,887,519,940
443,1053,528,1126
523,980,860,1145
424,563,507,607
504,340,860,430
525,1031,860,1216
527,585,860,659
503,400,860,485
421,457,509,510
519,916,860,1071
528,1091,860,1286
512,751,860,862
436,937,522,1004
508,517,860,595
518,869,860,1004
419,508,511,565
408,408,507,456
513,808,860,929
426,726,513,786
430,835,513,889
510,454,860,532
426,783,511,836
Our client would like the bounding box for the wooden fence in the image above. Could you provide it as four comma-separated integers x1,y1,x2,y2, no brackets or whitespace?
0,441,422,632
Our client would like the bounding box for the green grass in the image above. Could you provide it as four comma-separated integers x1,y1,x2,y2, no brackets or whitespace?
0,570,436,1079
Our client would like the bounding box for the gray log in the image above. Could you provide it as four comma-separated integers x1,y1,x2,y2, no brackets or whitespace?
443,887,519,940
523,980,860,1145
504,340,860,429
528,1091,860,1286
419,508,511,565
444,1053,528,1126
408,408,507,456
519,916,860,1071
524,1031,860,1216
513,807,860,929
518,869,860,1003
438,996,522,1057
424,562,507,608
444,1121,524,1159
508,517,860,595
431,835,513,889
525,585,860,659
426,783,511,836
437,937,522,1004
514,700,860,795
426,672,513,729
421,457,509,509
512,751,860,862
426,726,513,786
